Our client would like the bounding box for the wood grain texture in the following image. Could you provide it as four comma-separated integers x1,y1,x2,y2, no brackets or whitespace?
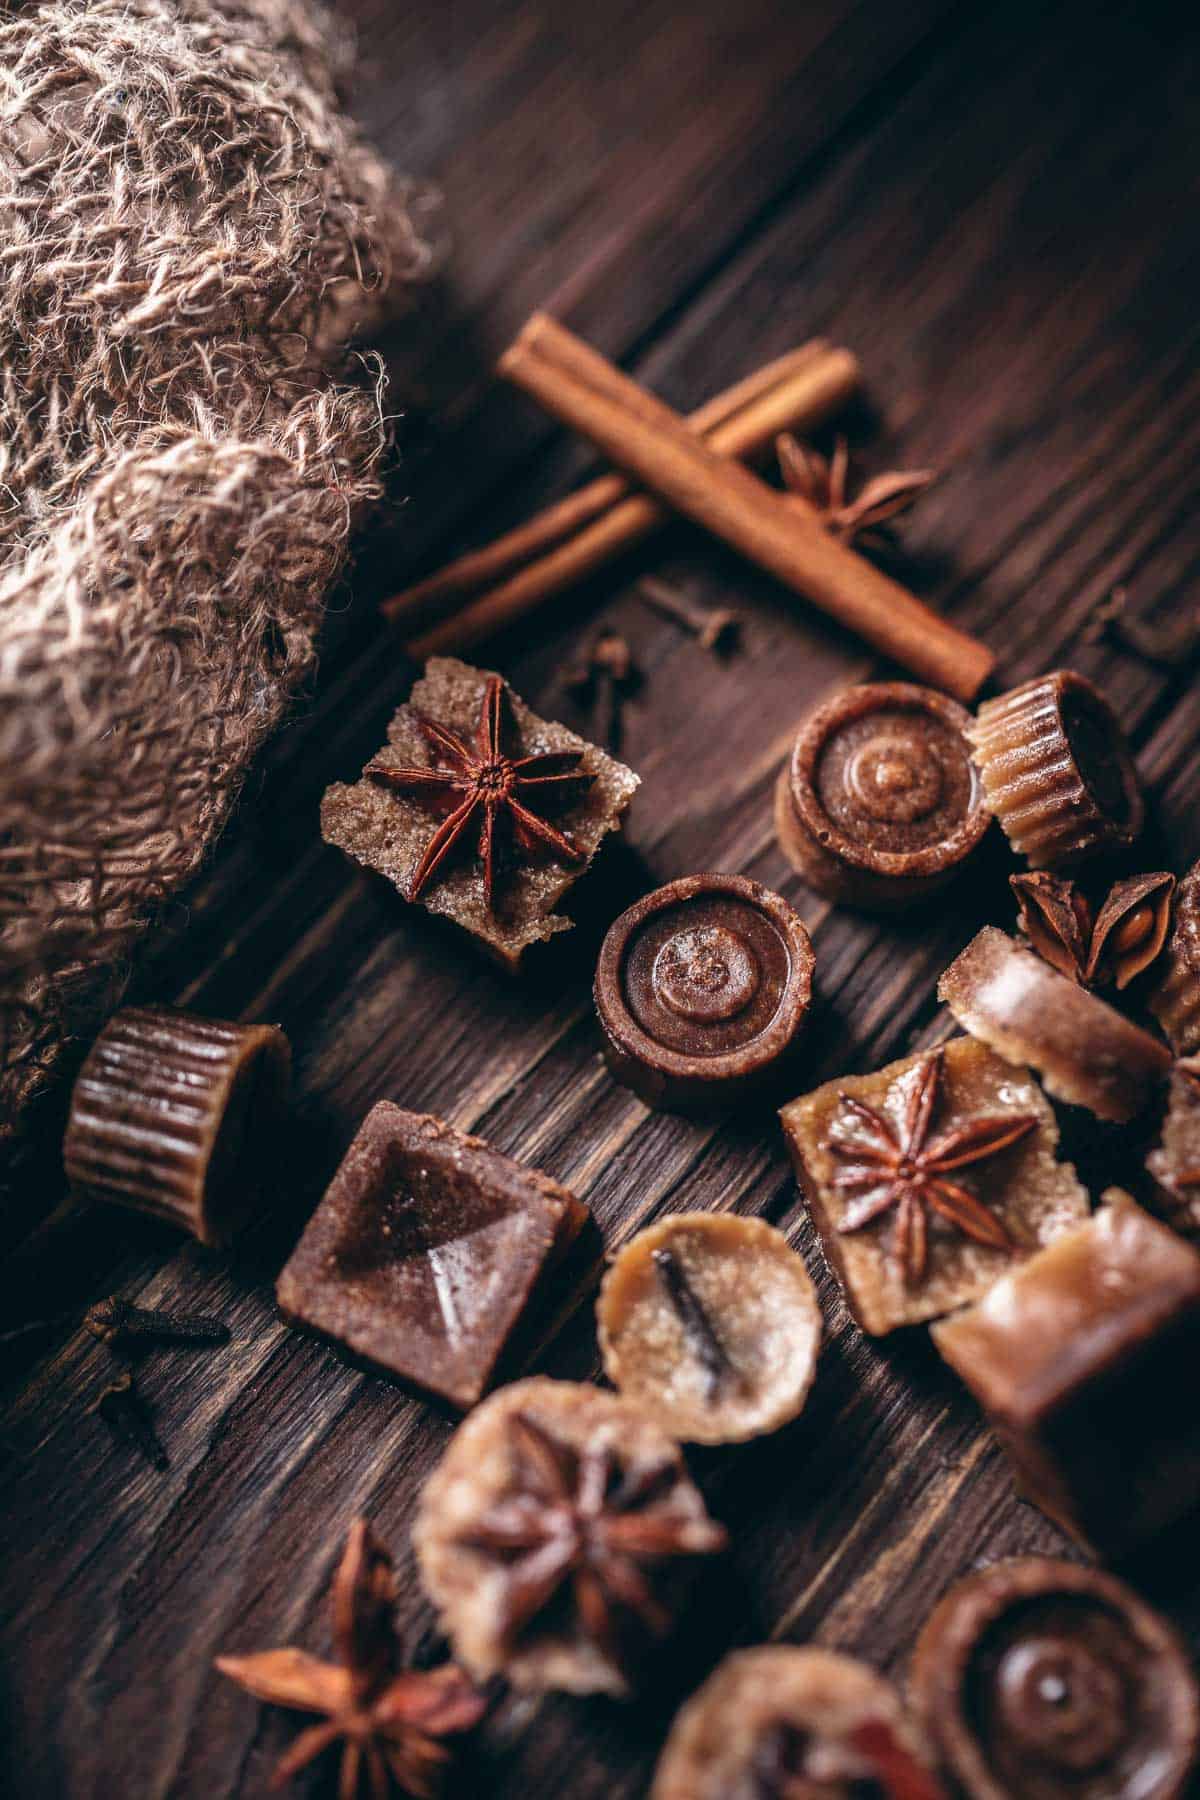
5,0,1200,1795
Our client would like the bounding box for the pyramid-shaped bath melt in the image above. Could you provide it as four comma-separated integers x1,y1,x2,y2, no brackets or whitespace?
278,1103,586,1408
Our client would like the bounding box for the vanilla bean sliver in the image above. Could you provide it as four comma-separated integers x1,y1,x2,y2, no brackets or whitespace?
651,1247,734,1400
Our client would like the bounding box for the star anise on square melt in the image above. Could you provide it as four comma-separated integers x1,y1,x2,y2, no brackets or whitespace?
827,1049,1037,1285
777,431,936,548
456,1410,727,1679
216,1519,485,1799
1011,871,1174,989
367,674,593,911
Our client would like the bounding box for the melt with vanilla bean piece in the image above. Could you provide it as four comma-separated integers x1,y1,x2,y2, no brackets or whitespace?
597,1213,821,1444
911,1558,1199,1800
780,1036,1088,1335
413,1377,728,1696
774,681,989,909
652,1645,945,1800
967,668,1143,867
1150,860,1200,1054
321,658,638,970
932,1191,1200,1557
63,1006,291,1246
939,927,1172,1121
594,873,814,1111
276,1107,586,1409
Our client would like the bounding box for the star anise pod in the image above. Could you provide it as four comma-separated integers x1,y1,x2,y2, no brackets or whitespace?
216,1519,485,1800
827,1050,1037,1286
777,431,936,548
455,1410,727,1679
1011,871,1174,989
367,674,593,911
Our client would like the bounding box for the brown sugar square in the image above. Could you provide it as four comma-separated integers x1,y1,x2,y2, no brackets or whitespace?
779,1035,1088,1335
321,657,639,970
277,1104,587,1408
932,1191,1200,1556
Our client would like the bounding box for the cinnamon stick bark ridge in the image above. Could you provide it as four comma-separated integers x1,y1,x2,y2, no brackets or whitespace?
400,342,862,658
491,314,995,702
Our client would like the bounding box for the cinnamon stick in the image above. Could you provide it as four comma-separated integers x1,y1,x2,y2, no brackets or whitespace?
382,340,840,629
491,314,993,702
404,343,860,660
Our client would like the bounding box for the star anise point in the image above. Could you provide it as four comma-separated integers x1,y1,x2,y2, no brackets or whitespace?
369,675,594,912
455,1411,726,1682
217,1520,484,1798
827,1051,1036,1285
777,430,936,547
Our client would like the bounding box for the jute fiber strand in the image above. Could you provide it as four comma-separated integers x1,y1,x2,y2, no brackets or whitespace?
0,0,433,1163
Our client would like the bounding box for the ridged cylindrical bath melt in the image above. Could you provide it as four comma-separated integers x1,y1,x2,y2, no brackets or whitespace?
64,1006,291,1245
967,669,1143,867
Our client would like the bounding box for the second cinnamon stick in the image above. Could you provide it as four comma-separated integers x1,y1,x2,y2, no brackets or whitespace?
498,315,994,702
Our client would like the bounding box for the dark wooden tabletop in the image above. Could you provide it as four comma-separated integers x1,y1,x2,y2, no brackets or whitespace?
5,0,1200,1794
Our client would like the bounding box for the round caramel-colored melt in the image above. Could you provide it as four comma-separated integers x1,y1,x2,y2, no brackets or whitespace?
598,1213,821,1444
653,1644,937,1800
775,681,987,910
911,1558,1199,1800
594,873,814,1112
413,1377,725,1698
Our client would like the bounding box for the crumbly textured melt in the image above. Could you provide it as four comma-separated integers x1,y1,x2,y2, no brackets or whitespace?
780,1035,1088,1335
321,658,639,969
597,1213,820,1444
413,1376,725,1696
652,1644,934,1800
1148,1059,1200,1237
1151,862,1200,1055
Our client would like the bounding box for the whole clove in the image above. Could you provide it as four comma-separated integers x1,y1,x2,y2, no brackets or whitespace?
1087,584,1200,666
84,1297,230,1349
638,577,740,653
94,1370,169,1472
565,630,637,751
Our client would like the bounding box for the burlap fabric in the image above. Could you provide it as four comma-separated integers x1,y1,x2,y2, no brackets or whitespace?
0,0,430,1160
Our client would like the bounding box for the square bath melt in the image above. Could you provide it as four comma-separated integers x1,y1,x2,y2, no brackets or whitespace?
780,1035,1088,1335
321,657,638,970
277,1104,586,1409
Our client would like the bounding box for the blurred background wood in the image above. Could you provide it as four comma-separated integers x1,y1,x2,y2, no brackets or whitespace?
4,0,1200,1793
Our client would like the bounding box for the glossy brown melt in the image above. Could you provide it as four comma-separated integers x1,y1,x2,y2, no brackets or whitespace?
911,1558,1199,1800
594,873,813,1112
775,681,987,910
